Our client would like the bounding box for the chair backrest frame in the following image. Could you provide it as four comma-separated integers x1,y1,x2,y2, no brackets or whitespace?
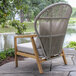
34,3,72,59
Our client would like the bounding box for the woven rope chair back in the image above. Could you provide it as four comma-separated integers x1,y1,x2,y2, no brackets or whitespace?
34,3,72,59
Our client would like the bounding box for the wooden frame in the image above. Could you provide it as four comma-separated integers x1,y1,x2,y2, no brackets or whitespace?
14,34,67,73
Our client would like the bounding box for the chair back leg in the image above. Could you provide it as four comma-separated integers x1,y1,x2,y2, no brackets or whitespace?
62,49,67,65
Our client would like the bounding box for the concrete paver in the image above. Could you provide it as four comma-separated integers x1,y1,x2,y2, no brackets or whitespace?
0,49,76,76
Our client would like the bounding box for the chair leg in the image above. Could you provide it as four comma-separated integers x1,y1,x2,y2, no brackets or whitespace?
15,52,18,67
62,50,67,65
35,56,43,73
14,37,18,67
31,37,43,73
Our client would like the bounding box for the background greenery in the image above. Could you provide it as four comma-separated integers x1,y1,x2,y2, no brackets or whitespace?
0,48,14,61
0,21,34,33
0,0,76,34
66,41,76,50
0,0,67,34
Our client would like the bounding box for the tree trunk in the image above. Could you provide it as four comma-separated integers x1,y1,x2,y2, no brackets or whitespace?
20,9,24,23
27,13,31,22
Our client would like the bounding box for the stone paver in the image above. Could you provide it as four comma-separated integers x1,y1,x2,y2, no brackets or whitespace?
0,73,34,76
69,71,76,76
0,72,69,76
34,71,69,76
0,59,51,74
0,49,76,76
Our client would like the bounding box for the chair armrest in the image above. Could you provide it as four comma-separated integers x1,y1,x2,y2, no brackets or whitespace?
14,34,37,52
14,34,37,39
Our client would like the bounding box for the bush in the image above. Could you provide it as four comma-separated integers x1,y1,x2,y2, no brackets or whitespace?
1,23,5,28
0,20,11,28
0,48,15,61
5,48,15,57
69,18,76,24
9,20,27,34
66,41,76,50
0,51,6,61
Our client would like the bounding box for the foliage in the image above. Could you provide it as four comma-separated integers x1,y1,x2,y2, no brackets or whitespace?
11,0,66,22
0,48,14,61
66,41,76,50
71,8,76,18
9,20,27,34
26,0,66,21
0,22,35,33
0,0,66,27
0,51,6,61
1,23,5,28
0,0,66,24
6,48,15,57
13,0,29,22
0,20,9,28
0,0,12,24
69,18,76,24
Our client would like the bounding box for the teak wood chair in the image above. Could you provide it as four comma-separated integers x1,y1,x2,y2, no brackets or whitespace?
14,3,72,73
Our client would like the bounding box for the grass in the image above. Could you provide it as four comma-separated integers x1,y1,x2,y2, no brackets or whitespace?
25,22,35,32
0,22,35,33
0,26,17,33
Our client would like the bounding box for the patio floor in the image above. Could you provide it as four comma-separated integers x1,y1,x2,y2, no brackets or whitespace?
0,48,76,76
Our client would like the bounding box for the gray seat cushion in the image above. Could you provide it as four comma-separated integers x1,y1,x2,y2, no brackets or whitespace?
17,42,44,56
35,37,41,48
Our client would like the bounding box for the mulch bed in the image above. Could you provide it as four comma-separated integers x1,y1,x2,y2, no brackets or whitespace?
0,56,24,66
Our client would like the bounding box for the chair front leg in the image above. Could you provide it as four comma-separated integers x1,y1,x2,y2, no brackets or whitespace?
62,49,67,65
14,37,18,67
31,37,43,73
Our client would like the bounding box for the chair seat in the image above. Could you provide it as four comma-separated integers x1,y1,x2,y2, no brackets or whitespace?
17,42,44,56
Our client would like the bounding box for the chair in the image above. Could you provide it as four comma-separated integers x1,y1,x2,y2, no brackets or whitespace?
14,3,72,73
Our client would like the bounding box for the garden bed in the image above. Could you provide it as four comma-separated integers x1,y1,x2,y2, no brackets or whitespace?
0,56,24,66
0,48,25,66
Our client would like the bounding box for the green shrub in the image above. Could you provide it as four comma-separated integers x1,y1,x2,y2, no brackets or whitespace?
66,41,76,50
9,20,27,34
6,48,15,57
0,51,6,61
1,23,5,28
0,20,10,28
69,18,76,24
0,48,15,61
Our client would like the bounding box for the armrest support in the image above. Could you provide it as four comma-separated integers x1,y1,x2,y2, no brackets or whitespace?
14,34,37,52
